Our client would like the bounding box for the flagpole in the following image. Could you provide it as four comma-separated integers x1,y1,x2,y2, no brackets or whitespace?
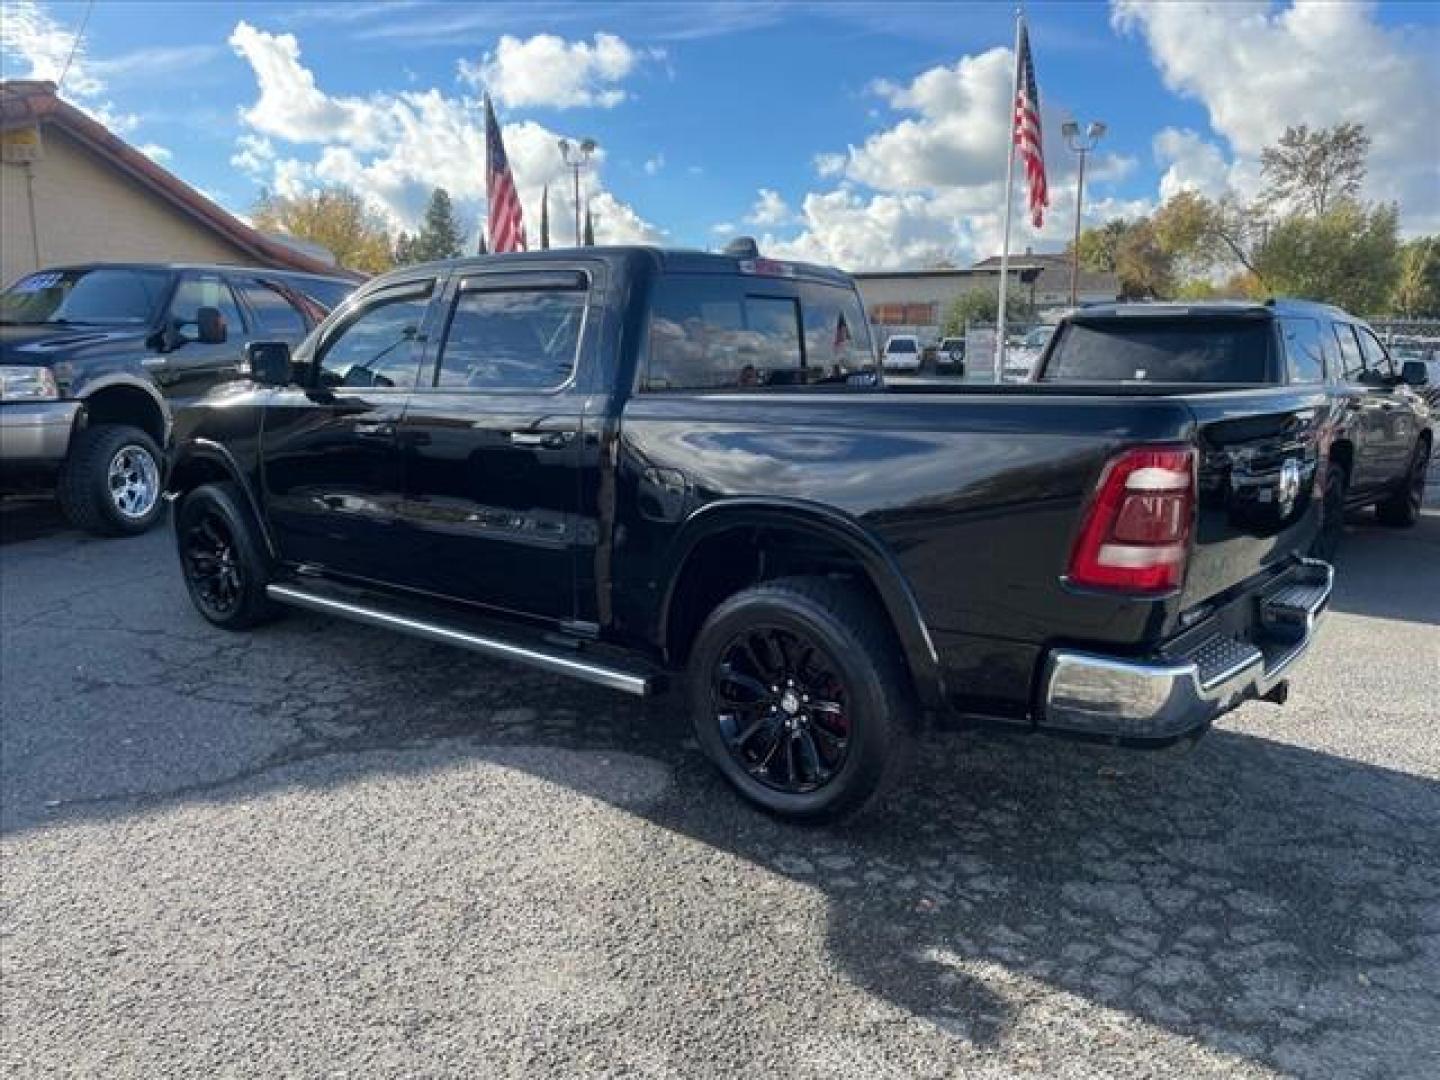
994,7,1024,379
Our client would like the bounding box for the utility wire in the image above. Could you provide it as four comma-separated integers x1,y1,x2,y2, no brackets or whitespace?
56,0,96,96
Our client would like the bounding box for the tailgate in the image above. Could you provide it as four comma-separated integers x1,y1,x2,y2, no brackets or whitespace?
1175,386,1329,623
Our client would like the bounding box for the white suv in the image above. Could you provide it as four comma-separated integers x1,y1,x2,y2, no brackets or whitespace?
882,334,922,372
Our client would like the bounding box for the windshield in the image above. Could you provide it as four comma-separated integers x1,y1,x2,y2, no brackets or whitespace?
887,338,917,353
1041,319,1273,383
1,267,171,327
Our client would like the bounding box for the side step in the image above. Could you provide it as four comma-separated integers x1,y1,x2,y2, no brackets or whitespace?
266,583,657,696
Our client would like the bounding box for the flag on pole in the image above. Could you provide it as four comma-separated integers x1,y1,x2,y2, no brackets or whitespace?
484,95,527,253
1013,22,1048,229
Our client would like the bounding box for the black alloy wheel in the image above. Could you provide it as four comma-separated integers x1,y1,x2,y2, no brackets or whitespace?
712,625,851,794
174,481,277,630
1377,441,1430,527
182,511,244,619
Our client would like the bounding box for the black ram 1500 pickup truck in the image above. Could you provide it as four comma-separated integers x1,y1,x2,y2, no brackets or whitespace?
165,244,1336,820
1031,299,1433,558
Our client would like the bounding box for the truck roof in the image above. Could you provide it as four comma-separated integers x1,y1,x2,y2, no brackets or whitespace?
1073,297,1352,321
21,261,356,284
378,246,856,289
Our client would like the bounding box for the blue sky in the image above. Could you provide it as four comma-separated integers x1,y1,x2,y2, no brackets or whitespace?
3,1,1437,269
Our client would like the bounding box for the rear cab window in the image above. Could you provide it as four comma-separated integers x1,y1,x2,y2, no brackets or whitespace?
643,273,875,391
1040,317,1275,384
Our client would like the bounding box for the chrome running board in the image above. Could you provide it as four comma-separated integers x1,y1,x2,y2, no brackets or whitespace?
266,583,654,696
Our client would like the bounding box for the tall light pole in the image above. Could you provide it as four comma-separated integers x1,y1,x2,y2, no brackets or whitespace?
557,137,596,247
1062,119,1106,308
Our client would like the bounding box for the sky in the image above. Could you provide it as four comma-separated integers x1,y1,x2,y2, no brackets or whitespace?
2,0,1437,270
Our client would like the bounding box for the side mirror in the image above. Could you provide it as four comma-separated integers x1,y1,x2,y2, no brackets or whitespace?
1401,359,1429,387
196,306,227,344
243,341,292,386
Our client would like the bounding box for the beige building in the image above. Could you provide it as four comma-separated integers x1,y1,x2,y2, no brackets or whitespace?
855,252,1120,342
1,80,340,287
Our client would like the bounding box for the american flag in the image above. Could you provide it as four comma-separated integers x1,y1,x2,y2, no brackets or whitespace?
1013,23,1048,229
485,95,526,253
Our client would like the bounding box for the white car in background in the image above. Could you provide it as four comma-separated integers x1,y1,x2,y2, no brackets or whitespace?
881,334,922,372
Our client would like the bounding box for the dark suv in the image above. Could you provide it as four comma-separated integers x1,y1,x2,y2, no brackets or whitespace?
1,263,355,535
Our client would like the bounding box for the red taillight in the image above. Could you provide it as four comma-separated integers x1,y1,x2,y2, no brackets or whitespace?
1068,446,1195,594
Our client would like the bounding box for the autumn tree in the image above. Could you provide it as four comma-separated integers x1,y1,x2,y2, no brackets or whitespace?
251,186,394,274
1254,201,1399,317
1390,237,1440,317
1259,122,1371,217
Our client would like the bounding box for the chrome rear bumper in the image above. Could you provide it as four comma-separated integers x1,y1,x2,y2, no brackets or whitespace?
1041,559,1333,740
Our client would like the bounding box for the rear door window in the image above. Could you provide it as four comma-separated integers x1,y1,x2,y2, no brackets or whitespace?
1279,317,1325,384
434,283,586,391
1040,319,1272,383
234,279,307,336
1333,324,1366,381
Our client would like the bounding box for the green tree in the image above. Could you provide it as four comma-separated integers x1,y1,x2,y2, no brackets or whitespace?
251,186,394,274
940,287,1034,336
397,187,465,264
1074,218,1131,273
1254,201,1400,316
1260,122,1371,217
1390,237,1440,317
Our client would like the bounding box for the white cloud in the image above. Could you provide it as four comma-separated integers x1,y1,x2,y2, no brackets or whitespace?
230,133,276,178
746,188,793,227
1153,127,1232,202
1113,0,1440,231
643,153,665,176
760,46,1136,270
228,21,663,246
711,222,737,236
1,0,140,133
137,143,172,164
457,33,657,110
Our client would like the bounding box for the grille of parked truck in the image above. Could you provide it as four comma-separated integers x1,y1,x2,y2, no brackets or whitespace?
164,244,1351,821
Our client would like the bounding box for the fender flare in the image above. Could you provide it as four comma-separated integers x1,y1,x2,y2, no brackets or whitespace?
168,438,277,559
76,374,173,444
657,497,945,708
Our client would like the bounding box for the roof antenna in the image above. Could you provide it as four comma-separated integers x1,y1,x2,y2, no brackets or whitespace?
56,0,96,97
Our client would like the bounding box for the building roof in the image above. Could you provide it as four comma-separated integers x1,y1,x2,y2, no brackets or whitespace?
1,80,361,280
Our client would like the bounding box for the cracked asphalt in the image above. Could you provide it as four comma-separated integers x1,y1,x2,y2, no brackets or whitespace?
2,492,1438,1079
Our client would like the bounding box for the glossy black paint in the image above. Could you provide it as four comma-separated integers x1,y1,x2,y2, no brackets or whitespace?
168,250,1377,724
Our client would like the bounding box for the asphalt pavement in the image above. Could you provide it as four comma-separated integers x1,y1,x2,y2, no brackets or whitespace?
2,487,1437,1078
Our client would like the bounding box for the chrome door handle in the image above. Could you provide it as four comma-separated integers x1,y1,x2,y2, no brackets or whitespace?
140,357,168,368
509,431,574,449
353,421,395,437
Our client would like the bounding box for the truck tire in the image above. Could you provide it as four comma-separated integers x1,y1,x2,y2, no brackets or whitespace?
1311,462,1348,560
687,575,915,822
1376,440,1429,527
57,424,165,536
175,481,278,630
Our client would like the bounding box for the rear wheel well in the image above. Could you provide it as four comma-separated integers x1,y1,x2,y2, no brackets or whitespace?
664,525,909,677
81,385,166,446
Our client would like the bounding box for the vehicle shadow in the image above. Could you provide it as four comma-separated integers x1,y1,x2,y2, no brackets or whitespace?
8,641,1437,1075
1326,507,1440,626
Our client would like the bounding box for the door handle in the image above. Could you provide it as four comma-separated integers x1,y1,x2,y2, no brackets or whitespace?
508,431,574,449
353,421,395,437
140,356,168,368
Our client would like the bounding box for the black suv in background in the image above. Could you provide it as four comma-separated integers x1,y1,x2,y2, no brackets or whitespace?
0,263,355,535
1033,299,1433,556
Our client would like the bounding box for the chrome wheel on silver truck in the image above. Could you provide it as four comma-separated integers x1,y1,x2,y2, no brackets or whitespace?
57,424,166,536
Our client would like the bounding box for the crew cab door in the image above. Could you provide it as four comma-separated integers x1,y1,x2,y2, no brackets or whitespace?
1332,322,1408,495
151,272,249,406
393,268,593,623
261,279,437,581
